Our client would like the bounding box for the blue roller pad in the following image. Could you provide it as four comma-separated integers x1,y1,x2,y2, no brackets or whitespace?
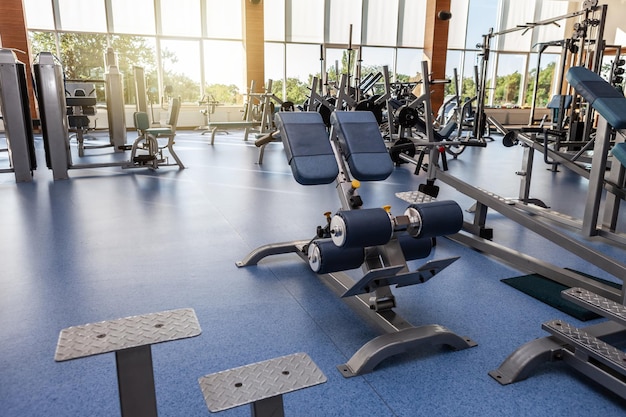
612,143,626,167
275,112,339,185
330,111,394,181
566,67,626,129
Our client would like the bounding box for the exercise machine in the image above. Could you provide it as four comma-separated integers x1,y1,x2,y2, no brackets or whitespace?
34,52,182,179
0,49,36,182
388,62,486,167
238,109,476,377
130,98,185,169
487,66,626,400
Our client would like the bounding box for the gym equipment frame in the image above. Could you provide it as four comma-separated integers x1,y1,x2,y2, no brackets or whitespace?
0,49,36,182
238,109,476,377
34,52,183,179
406,64,626,399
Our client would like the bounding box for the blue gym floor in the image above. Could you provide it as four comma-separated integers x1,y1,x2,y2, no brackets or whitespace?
1,127,625,416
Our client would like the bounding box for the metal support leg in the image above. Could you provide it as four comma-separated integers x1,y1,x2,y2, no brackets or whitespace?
518,144,534,203
251,396,285,417
602,133,625,232
116,345,158,417
582,117,612,236
338,325,476,377
55,309,202,417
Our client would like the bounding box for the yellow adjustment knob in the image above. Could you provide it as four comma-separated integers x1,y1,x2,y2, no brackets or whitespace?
382,205,391,213
351,180,361,189
324,211,332,219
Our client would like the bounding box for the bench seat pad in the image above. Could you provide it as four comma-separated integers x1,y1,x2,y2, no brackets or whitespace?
566,67,626,129
330,111,393,181
275,112,338,185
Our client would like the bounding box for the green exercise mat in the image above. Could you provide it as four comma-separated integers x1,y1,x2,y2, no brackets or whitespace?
501,271,621,321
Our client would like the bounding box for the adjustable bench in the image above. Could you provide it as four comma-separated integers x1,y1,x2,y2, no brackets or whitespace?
238,111,476,377
490,67,626,400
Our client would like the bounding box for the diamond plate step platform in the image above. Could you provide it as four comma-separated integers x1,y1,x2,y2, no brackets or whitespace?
542,319,626,375
55,308,202,417
395,190,437,204
55,308,201,361
199,352,327,416
562,287,626,327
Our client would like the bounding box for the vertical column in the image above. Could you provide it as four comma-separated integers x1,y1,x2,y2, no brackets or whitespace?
0,0,37,119
243,0,265,94
423,0,451,112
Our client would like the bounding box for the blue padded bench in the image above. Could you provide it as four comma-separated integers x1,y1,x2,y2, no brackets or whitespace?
330,111,394,181
275,112,339,185
566,67,626,130
612,142,626,167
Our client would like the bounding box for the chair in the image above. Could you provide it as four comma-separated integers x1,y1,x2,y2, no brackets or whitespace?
130,97,184,169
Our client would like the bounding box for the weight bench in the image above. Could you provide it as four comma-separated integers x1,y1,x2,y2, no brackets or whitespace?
55,308,201,417
203,121,261,145
489,67,626,400
238,111,476,377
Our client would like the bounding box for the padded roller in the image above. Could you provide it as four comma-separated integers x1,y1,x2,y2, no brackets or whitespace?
396,233,433,261
404,200,463,239
329,208,393,248
307,239,365,274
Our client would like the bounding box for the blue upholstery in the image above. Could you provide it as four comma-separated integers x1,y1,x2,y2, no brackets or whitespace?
546,95,572,110
566,67,626,129
330,111,393,181
612,143,626,167
275,112,339,185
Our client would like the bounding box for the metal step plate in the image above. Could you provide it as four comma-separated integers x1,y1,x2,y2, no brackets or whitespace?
55,308,201,361
562,287,626,327
395,191,436,204
198,352,327,412
542,319,626,374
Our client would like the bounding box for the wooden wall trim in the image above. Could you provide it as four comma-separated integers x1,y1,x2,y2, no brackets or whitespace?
0,0,37,118
243,0,265,93
423,0,451,111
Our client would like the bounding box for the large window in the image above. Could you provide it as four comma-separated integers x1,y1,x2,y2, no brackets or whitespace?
492,54,527,107
23,0,54,30
111,0,156,35
159,0,201,37
465,0,499,49
206,0,242,39
23,0,579,110
203,40,245,104
397,0,426,48
326,0,362,45
362,0,398,47
57,0,107,32
287,0,324,43
396,48,424,83
160,39,202,103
